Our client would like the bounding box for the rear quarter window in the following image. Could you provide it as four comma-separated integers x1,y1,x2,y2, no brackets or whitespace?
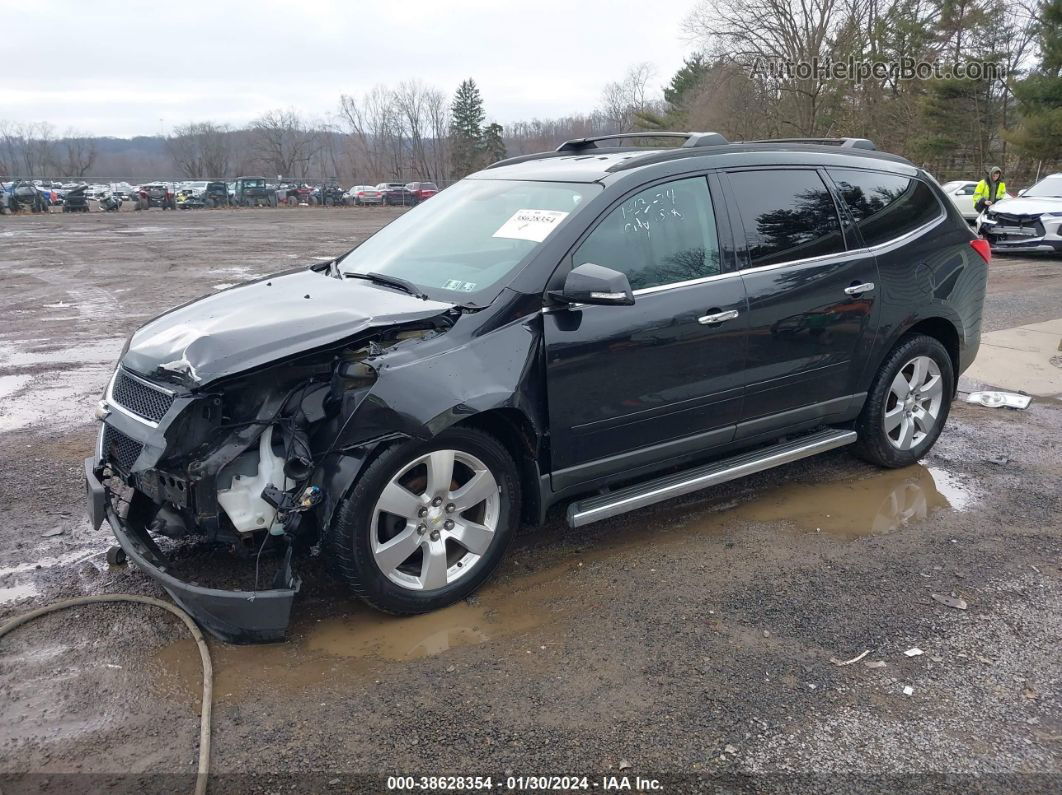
827,169,943,247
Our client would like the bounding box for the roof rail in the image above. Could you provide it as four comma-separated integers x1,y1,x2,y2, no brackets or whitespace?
555,131,729,153
743,137,877,151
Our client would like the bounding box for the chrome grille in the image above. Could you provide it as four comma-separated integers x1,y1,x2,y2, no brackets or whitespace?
111,369,174,423
102,425,143,474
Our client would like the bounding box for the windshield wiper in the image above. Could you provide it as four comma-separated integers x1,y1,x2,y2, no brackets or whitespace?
344,271,427,300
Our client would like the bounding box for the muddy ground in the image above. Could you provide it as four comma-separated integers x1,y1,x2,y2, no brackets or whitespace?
1,208,1060,792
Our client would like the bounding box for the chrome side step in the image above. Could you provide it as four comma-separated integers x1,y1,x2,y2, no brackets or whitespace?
566,428,857,527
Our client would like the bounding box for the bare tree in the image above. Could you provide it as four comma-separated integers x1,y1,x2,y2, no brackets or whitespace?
59,130,98,178
685,0,860,135
424,86,450,181
599,63,658,132
340,87,402,181
249,109,323,179
165,121,232,178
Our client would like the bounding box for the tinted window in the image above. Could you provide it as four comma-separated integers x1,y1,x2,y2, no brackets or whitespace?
573,177,720,291
828,169,942,247
728,170,845,267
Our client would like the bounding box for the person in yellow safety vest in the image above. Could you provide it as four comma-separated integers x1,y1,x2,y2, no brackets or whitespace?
973,166,1007,214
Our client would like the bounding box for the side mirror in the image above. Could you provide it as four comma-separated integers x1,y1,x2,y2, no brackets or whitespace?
1017,188,1026,196
550,263,635,307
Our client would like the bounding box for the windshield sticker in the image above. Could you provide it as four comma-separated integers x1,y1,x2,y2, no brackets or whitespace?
443,279,478,292
492,209,570,242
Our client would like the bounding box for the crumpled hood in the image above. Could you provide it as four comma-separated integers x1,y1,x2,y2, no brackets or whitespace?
988,196,1062,216
122,268,453,387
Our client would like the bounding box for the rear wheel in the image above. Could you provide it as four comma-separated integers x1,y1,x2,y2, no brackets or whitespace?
328,427,520,614
853,334,954,468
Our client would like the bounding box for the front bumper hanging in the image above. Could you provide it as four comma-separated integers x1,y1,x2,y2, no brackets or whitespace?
85,457,300,644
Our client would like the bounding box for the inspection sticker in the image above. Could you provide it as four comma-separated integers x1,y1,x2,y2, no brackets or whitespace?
492,209,569,242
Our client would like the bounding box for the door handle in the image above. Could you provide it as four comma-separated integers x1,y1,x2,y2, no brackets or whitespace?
698,309,740,325
844,282,875,296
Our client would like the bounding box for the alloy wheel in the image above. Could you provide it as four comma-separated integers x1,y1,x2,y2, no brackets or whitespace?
370,449,500,591
884,355,943,451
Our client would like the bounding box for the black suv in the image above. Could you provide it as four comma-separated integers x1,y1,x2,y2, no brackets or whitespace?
86,132,988,642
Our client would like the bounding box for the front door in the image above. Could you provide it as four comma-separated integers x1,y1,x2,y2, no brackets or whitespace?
543,175,748,491
721,168,880,437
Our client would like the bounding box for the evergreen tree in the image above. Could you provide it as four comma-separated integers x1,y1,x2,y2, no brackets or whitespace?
663,54,710,115
449,79,486,177
1009,0,1062,162
482,122,506,164
635,55,712,131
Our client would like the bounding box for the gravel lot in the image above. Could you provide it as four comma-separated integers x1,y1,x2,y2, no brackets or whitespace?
1,208,1060,792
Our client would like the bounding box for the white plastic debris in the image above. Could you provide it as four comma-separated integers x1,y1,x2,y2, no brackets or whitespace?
830,649,871,667
932,593,968,610
966,391,1031,409
905,647,924,657
903,685,914,696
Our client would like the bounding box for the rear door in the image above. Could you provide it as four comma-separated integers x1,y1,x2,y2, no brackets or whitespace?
543,175,748,490
722,167,880,438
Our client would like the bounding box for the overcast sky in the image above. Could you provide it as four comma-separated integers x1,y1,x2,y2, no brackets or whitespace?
5,0,699,138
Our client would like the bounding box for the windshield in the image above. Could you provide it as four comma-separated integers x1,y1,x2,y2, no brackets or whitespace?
338,178,598,300
1023,175,1062,198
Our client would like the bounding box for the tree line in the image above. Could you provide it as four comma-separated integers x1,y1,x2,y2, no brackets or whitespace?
2,0,1058,186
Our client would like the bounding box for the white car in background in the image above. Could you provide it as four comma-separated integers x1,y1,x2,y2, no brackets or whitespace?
976,173,1062,254
344,185,384,206
940,180,1012,221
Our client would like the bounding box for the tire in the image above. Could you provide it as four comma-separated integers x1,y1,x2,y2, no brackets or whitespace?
852,334,954,468
287,195,297,207
327,427,521,614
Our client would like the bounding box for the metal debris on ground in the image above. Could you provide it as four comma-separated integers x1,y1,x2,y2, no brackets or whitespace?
618,760,632,771
905,647,924,657
966,391,1032,409
932,593,968,610
830,649,871,666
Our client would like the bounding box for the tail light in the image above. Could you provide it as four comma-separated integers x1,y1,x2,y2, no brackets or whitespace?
969,238,991,264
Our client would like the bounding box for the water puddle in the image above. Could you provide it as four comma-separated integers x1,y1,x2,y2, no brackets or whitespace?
0,581,40,605
730,464,974,538
0,373,32,400
304,594,543,661
152,463,974,703
154,576,558,702
0,338,123,368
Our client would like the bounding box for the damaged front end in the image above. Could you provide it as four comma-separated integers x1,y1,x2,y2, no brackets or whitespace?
86,268,458,642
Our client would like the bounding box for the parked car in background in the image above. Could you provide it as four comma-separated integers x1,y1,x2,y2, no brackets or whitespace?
5,179,49,213
976,173,1062,253
142,182,177,209
377,182,415,206
203,181,230,208
406,181,438,203
62,184,91,212
176,187,205,209
319,184,346,207
234,176,278,207
86,131,987,642
346,185,384,206
941,180,1012,221
111,182,138,200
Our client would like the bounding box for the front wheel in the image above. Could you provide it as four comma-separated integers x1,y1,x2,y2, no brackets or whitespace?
328,427,520,614
852,334,954,468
